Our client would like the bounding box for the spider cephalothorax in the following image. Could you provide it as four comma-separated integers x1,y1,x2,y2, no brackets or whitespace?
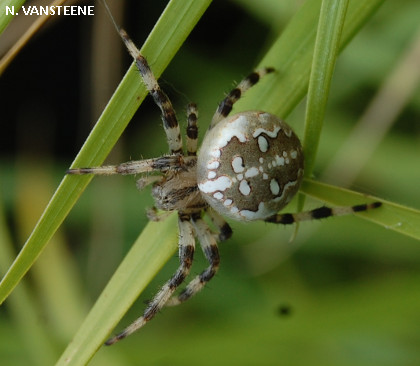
68,24,381,345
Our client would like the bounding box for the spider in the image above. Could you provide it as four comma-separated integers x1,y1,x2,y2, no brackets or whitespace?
67,24,382,345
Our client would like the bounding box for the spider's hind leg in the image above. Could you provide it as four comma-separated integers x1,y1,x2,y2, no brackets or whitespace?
265,202,382,225
105,213,196,345
207,208,233,242
166,214,220,307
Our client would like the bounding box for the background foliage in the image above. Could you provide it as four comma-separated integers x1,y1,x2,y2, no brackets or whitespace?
0,0,419,365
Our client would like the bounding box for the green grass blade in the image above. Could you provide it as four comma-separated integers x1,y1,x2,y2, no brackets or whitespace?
233,0,385,118
303,0,349,177
0,0,212,304
0,0,25,34
300,179,420,240
56,213,178,366
296,0,349,227
0,187,57,365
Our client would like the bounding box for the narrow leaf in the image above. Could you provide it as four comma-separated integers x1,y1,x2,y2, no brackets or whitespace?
303,0,349,177
56,214,178,366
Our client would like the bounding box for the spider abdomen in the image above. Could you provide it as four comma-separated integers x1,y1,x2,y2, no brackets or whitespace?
197,111,304,221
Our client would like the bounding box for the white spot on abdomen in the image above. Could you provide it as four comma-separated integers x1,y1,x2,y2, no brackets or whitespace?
213,192,224,200
245,167,259,178
252,126,281,138
270,179,280,195
275,155,284,166
231,156,245,173
239,202,272,220
210,149,221,158
216,115,249,148
198,176,232,193
257,136,269,152
239,180,251,196
207,160,220,169
208,171,217,179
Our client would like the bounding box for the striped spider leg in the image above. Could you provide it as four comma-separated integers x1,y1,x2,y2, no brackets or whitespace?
67,5,382,345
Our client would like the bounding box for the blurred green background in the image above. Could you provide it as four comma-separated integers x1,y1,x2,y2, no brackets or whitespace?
1,0,420,365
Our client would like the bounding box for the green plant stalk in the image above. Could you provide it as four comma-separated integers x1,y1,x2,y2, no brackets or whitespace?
296,0,349,222
0,0,25,34
0,0,212,304
233,0,385,117
301,179,420,240
303,0,349,177
0,188,57,365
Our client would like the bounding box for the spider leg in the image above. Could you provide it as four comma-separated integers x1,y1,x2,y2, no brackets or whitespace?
166,214,220,307
264,202,382,224
67,155,190,176
186,102,198,156
210,67,275,128
105,214,195,345
119,29,183,154
206,208,233,242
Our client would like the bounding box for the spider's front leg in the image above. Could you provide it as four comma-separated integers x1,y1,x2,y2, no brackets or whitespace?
67,155,192,176
118,29,183,154
105,213,196,345
210,67,275,128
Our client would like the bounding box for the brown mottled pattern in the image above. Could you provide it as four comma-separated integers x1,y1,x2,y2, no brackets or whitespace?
197,112,304,220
